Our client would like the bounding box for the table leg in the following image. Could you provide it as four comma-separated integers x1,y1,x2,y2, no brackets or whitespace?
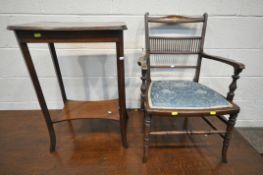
48,43,67,103
116,31,128,148
18,42,56,152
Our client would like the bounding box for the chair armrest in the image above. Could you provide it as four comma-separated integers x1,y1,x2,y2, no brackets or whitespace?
137,54,149,70
201,52,245,102
201,53,245,71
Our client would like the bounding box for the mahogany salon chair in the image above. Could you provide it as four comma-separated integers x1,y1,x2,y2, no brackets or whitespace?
138,12,245,162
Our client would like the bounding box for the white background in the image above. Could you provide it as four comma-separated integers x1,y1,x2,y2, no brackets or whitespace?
0,0,263,127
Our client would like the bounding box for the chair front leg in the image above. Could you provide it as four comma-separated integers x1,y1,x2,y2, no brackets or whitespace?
143,112,152,163
222,113,238,163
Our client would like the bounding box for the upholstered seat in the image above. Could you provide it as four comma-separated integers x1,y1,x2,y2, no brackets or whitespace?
149,80,232,109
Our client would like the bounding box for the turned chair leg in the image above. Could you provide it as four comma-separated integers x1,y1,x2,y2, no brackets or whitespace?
143,112,152,163
142,110,146,133
222,113,238,163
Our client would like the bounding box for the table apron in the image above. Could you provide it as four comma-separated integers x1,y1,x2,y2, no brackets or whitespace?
15,30,121,43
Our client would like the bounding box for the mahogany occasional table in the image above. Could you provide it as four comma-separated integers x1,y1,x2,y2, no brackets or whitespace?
7,22,128,151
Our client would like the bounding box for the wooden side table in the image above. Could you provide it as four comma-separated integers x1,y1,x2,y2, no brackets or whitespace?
8,22,128,151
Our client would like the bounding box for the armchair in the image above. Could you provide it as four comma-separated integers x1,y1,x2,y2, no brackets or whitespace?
138,12,245,163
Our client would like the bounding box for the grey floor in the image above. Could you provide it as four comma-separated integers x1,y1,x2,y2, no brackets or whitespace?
237,127,263,155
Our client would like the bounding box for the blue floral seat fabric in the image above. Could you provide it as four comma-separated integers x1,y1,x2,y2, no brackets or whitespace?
148,80,232,109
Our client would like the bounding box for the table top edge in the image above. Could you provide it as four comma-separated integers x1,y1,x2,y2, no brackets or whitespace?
7,22,128,31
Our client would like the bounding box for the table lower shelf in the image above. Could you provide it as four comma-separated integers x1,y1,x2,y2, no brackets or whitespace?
51,99,120,123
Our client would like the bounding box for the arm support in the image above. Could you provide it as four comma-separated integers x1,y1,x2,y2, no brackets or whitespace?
138,54,149,110
201,53,245,102
137,53,148,70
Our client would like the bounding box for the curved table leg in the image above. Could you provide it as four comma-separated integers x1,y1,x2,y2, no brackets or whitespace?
18,41,56,152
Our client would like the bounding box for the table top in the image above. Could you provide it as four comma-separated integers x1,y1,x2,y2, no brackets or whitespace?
7,22,127,31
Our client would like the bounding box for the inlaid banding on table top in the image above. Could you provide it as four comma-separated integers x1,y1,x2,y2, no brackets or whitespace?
7,22,127,31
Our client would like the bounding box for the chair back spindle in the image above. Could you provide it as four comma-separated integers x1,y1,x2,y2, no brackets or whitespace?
144,13,208,81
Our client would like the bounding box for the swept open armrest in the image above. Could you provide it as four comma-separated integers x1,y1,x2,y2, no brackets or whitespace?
137,54,149,70
201,52,245,102
201,53,245,70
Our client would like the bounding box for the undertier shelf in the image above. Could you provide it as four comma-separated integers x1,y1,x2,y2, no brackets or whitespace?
51,99,120,123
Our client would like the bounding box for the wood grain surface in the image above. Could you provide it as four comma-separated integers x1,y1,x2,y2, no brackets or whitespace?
0,110,262,175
